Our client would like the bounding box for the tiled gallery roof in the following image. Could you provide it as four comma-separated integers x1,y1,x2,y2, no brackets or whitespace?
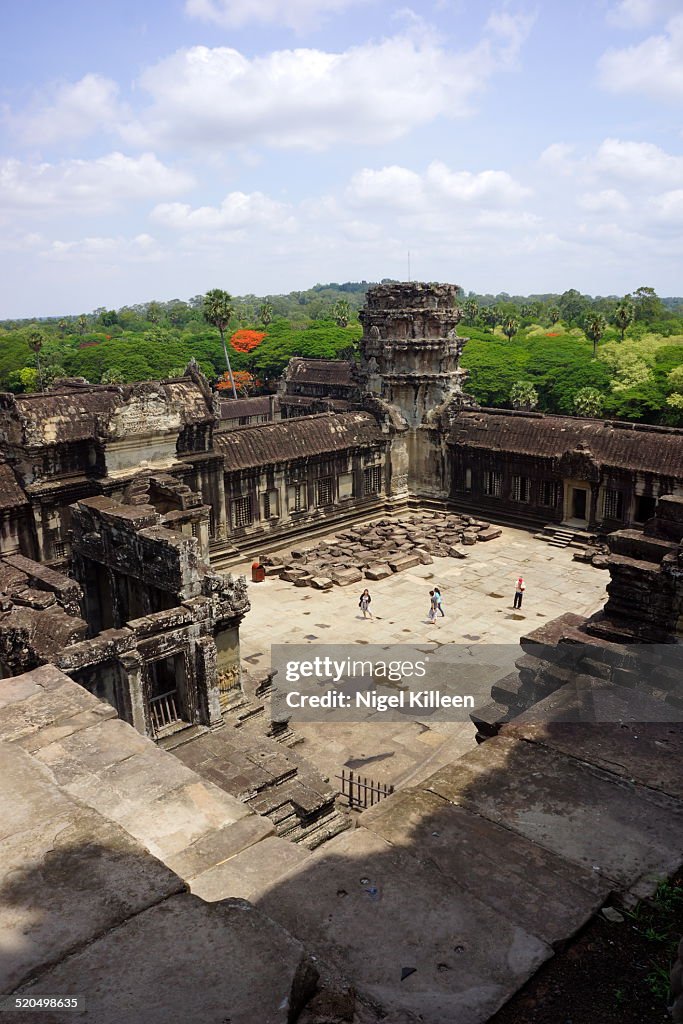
214,412,384,471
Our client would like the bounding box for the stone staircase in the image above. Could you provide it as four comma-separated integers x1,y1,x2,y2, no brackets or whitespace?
545,527,575,548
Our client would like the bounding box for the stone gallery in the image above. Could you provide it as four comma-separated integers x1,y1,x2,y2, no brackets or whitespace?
1,283,682,1023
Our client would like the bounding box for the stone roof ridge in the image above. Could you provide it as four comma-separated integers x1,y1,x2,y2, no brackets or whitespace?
471,406,683,434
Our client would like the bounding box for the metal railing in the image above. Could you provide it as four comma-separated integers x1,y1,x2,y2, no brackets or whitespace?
149,689,182,734
336,769,394,810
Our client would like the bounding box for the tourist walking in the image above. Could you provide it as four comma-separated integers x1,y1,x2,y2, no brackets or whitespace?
434,587,445,617
359,588,373,619
427,590,439,623
513,576,526,609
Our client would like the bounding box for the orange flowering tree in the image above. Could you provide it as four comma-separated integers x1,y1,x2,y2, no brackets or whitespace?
230,329,266,354
216,370,260,395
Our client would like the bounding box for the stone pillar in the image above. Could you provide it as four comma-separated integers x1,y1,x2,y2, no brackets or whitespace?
118,651,147,735
195,635,224,729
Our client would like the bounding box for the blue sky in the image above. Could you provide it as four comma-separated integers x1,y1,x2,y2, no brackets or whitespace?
2,0,683,316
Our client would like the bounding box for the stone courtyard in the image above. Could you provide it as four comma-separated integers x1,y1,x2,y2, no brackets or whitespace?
232,521,609,790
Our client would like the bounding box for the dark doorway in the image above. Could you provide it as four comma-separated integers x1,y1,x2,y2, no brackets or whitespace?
147,653,188,736
634,494,656,524
572,488,588,520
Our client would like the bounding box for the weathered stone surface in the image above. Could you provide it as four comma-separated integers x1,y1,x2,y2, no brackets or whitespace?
310,576,334,590
461,533,478,545
388,555,420,572
330,566,363,586
14,895,317,1024
364,564,392,581
281,568,309,582
0,739,184,993
477,527,502,542
448,546,468,559
361,787,608,948
190,836,312,902
259,824,550,1024
424,734,683,898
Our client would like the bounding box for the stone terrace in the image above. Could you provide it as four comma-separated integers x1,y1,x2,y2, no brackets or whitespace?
5,663,682,1022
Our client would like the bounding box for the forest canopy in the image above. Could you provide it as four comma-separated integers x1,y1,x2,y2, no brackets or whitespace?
1,282,681,426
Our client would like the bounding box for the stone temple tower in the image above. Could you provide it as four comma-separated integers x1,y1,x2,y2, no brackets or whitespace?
359,282,468,426
359,282,474,496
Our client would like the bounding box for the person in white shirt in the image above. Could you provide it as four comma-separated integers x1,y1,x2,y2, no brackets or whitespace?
513,577,526,609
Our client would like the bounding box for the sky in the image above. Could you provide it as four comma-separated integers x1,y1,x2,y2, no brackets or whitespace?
2,0,683,317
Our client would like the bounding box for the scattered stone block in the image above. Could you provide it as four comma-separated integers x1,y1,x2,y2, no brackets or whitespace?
461,533,478,546
477,527,502,542
330,567,363,586
264,565,284,577
448,547,468,559
365,564,392,581
281,568,309,583
310,577,334,590
388,555,420,573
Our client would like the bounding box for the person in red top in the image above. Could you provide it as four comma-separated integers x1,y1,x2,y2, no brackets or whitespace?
513,577,526,609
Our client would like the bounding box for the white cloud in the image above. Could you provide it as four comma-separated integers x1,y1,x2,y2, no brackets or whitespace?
578,188,631,213
606,0,680,29
346,161,531,211
42,234,163,264
426,161,531,204
13,74,127,146
648,188,683,220
0,153,193,213
594,138,683,186
151,191,296,232
599,13,683,99
184,0,369,31
126,17,533,151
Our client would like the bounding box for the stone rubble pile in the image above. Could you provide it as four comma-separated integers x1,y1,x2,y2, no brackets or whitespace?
261,512,502,589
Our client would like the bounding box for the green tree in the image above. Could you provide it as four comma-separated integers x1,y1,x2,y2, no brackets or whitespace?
558,289,589,325
332,298,351,328
99,309,118,327
258,300,274,327
77,314,87,335
548,306,561,325
631,286,664,324
510,380,538,410
573,387,604,418
584,312,607,358
7,367,39,393
58,319,68,337
502,317,520,342
27,329,44,390
462,299,479,324
146,301,163,325
203,289,237,398
613,301,635,342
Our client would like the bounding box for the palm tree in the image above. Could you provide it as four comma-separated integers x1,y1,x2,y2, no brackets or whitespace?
462,299,478,324
27,329,44,390
77,314,87,335
584,312,607,359
259,300,273,327
613,301,634,342
332,298,351,328
548,306,560,325
203,289,237,398
58,319,67,337
502,317,520,342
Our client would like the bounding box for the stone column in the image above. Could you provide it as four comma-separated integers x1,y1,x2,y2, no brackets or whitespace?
118,651,147,736
194,635,223,729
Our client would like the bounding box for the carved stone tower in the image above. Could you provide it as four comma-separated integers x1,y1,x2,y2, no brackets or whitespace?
359,282,474,497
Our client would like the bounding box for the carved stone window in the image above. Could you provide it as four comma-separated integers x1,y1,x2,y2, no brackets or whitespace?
316,477,334,507
483,470,502,497
603,488,624,521
232,496,252,528
511,475,530,503
539,481,558,507
53,541,68,559
364,465,382,496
